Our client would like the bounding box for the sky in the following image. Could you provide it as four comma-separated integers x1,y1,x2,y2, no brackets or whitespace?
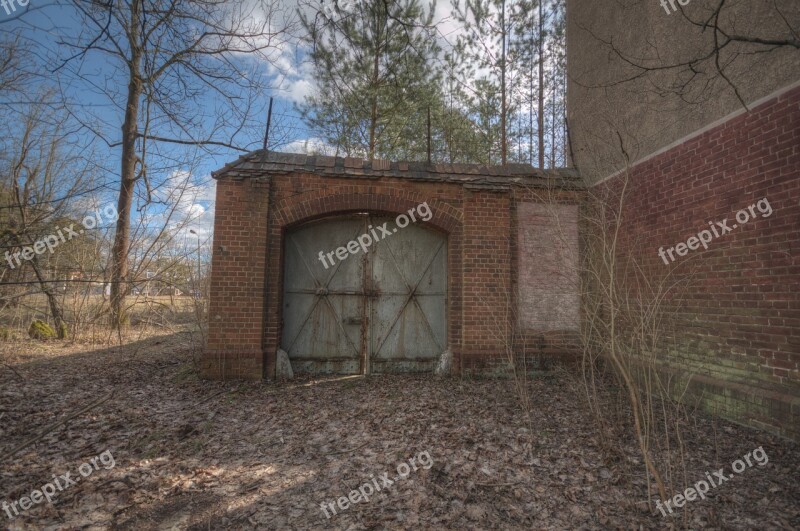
0,0,466,243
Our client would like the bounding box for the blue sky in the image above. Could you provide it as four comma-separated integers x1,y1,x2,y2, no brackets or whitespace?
1,0,320,239
0,0,463,240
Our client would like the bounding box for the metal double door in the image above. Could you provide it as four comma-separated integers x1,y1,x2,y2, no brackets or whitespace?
281,214,447,374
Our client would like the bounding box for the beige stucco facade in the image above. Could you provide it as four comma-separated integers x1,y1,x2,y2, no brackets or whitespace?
567,0,800,182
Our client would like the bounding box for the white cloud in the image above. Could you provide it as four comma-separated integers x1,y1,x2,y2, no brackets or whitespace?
279,137,335,155
182,178,216,242
194,179,217,202
279,77,315,104
433,0,462,41
142,170,216,244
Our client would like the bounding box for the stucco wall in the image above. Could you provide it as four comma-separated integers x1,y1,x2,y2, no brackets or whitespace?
567,0,800,182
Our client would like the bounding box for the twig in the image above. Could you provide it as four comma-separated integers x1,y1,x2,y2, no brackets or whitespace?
5,391,115,461
1,361,25,380
324,441,369,456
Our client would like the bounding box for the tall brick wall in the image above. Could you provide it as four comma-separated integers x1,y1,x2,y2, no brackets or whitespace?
204,177,270,380
460,187,512,371
595,85,800,439
203,154,584,380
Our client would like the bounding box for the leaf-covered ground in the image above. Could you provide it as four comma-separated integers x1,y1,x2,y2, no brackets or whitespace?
0,332,798,530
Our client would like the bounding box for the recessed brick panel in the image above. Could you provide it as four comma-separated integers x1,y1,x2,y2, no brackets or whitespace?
517,203,580,332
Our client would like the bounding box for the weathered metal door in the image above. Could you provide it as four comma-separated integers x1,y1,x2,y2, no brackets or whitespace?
281,214,447,374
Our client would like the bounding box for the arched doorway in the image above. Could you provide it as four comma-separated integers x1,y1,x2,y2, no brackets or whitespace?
281,213,447,374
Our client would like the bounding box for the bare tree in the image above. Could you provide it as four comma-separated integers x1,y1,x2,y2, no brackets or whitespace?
525,132,702,514
0,32,32,95
52,0,295,326
0,99,94,338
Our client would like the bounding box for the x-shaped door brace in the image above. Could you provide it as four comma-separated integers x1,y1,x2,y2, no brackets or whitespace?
284,218,446,360
284,225,364,357
371,233,446,358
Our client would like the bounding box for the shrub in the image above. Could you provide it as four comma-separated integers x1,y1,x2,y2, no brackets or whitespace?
28,320,57,340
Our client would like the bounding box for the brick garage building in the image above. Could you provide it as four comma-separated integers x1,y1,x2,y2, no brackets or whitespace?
203,154,584,380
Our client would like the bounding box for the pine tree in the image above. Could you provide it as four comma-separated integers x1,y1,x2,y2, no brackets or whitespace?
299,0,441,160
451,0,514,165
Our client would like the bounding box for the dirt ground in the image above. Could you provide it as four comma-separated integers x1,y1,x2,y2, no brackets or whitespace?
0,331,798,530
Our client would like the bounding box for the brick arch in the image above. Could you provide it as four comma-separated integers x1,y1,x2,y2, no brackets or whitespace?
264,185,464,379
273,187,462,235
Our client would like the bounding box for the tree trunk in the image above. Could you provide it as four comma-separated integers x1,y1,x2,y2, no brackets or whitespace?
368,11,382,161
538,0,545,169
550,80,556,167
500,0,507,165
110,1,142,328
529,25,534,166
562,100,568,164
368,67,378,161
28,257,68,338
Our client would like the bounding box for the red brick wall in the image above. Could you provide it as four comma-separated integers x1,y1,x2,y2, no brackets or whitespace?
594,85,800,439
460,187,512,370
204,178,270,379
203,165,584,380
